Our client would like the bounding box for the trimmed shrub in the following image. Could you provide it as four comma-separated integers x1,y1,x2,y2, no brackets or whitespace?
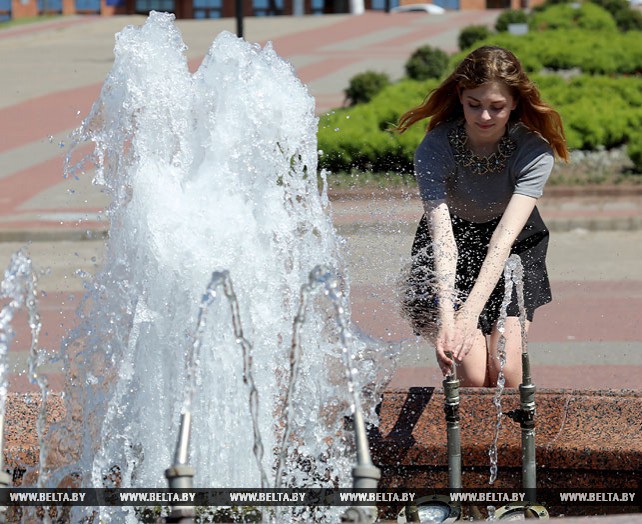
318,79,437,173
628,131,642,173
448,29,642,75
530,2,617,32
344,71,391,106
405,45,449,81
590,0,642,31
613,8,642,32
495,9,529,32
458,25,492,51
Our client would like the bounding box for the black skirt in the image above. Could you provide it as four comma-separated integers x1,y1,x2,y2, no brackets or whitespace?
401,207,552,336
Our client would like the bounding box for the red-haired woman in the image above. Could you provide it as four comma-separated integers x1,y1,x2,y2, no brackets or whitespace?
398,46,569,387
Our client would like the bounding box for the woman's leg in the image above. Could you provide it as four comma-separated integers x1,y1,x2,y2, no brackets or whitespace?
488,317,531,387
456,328,489,387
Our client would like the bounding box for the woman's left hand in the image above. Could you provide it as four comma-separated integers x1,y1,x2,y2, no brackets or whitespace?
452,308,480,362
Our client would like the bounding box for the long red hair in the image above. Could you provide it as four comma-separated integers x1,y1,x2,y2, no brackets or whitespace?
396,46,569,161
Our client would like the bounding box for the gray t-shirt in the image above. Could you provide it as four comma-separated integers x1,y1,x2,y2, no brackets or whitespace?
414,119,554,223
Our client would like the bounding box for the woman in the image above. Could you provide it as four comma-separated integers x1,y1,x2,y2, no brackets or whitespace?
397,46,569,387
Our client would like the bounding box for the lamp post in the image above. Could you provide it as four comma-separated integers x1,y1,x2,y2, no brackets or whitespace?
235,0,243,38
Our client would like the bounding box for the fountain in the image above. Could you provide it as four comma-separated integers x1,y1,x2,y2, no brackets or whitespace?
0,11,398,523
0,10,641,524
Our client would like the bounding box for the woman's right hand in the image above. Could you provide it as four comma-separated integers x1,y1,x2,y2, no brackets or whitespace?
435,322,456,376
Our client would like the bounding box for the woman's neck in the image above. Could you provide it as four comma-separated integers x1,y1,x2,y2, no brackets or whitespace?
464,123,507,157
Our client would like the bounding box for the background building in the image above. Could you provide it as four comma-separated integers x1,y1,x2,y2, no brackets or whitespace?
1,0,530,22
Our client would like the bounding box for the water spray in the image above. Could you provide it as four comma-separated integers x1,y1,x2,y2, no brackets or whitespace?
281,266,380,523
498,256,548,520
0,251,43,523
319,273,381,524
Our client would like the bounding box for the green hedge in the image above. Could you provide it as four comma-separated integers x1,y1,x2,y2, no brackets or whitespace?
454,29,642,75
317,75,642,172
318,80,436,173
530,2,618,31
542,75,642,150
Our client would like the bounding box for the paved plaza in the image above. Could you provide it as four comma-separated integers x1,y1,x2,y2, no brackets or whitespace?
0,11,640,393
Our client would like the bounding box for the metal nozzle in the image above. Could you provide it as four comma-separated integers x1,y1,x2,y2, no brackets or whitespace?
173,411,192,466
340,401,380,523
442,353,461,491
165,410,196,523
521,351,532,387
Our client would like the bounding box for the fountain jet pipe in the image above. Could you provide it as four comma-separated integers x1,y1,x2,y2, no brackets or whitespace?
506,351,537,501
341,404,381,523
164,411,196,523
443,354,461,491
173,411,192,467
520,351,537,498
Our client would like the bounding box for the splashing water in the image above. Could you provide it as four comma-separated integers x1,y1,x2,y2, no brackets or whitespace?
0,250,47,505
272,265,371,521
0,250,43,443
488,254,526,485
184,270,268,490
43,12,387,522
276,266,363,488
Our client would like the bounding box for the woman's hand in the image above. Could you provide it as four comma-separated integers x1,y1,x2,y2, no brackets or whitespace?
452,307,481,363
435,319,456,376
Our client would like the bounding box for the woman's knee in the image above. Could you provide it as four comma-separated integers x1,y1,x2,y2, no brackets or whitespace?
457,333,489,387
488,317,530,386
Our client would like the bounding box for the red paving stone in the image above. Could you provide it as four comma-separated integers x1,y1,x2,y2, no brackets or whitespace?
534,281,642,343
349,282,642,343
0,86,98,153
266,11,419,56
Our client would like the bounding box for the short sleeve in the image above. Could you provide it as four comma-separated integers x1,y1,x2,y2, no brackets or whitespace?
510,127,555,199
414,125,454,201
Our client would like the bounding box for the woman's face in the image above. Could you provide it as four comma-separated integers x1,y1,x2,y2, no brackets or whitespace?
459,81,517,147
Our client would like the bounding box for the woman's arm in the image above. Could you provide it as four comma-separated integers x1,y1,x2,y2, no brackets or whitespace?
452,193,538,361
424,199,458,373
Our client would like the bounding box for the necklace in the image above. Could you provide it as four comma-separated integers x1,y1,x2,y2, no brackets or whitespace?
448,123,516,176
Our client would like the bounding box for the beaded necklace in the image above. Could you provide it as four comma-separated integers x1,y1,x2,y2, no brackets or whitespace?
448,123,517,176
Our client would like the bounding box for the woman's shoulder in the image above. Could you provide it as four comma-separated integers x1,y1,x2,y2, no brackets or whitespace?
509,121,553,154
426,119,459,140
416,120,458,156
508,122,555,176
